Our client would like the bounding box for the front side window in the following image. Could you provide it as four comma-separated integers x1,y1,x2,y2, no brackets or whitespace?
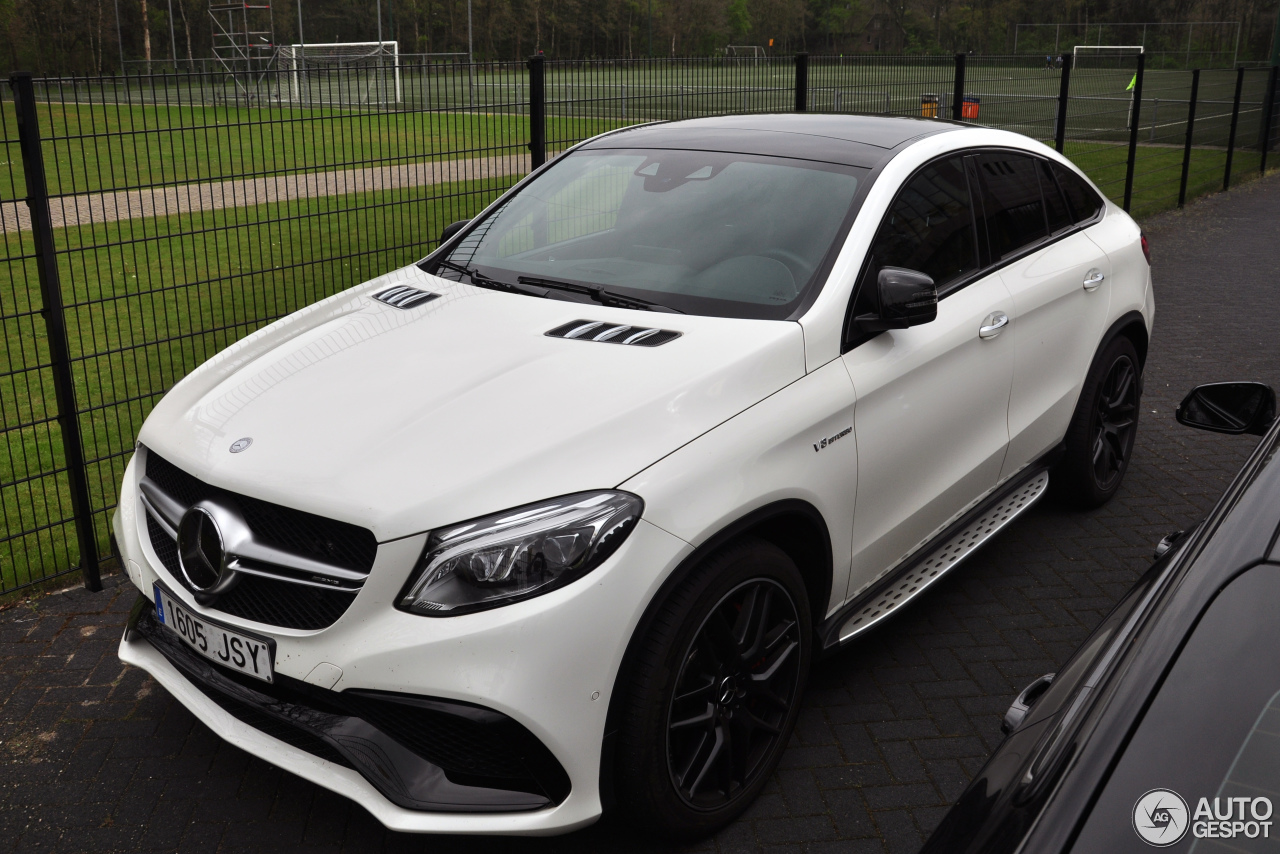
976,152,1048,259
862,155,979,292
847,155,977,332
436,149,865,320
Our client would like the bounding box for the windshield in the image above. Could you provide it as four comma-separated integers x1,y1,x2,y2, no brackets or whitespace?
433,149,865,319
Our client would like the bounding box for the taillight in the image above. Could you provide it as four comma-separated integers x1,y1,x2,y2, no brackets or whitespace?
1140,232,1151,265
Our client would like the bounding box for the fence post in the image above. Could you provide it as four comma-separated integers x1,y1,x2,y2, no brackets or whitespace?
528,55,546,169
1054,53,1072,153
952,53,966,121
1259,65,1278,175
1179,69,1200,208
1122,53,1145,213
794,53,808,113
9,72,102,591
1223,66,1244,191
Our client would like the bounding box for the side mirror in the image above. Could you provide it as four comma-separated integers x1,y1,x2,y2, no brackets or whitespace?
439,219,469,245
857,267,938,333
1176,382,1276,436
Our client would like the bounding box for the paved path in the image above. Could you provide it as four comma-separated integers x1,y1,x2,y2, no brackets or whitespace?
3,172,1280,853
0,153,534,232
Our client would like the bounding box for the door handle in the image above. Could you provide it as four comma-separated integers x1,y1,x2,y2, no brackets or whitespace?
979,312,1009,340
1083,269,1106,291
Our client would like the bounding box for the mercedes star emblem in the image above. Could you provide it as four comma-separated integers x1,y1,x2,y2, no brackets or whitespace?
229,437,253,453
176,505,238,600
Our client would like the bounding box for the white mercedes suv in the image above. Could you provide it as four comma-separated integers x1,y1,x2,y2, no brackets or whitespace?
115,114,1153,838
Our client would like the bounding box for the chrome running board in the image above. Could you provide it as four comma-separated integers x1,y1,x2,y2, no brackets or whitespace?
831,470,1050,647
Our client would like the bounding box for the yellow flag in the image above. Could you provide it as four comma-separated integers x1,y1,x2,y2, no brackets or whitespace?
1126,73,1136,91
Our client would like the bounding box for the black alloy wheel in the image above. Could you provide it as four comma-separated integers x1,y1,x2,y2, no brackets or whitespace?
666,578,803,810
612,538,812,839
1054,335,1142,508
1091,353,1139,491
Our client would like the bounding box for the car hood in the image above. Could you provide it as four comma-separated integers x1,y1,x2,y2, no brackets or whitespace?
138,265,807,540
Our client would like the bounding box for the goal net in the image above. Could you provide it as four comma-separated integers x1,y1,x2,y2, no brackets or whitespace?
278,41,401,105
725,45,766,64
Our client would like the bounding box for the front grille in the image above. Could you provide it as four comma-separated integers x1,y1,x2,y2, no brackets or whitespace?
142,450,376,631
146,452,376,572
147,512,180,574
212,575,357,631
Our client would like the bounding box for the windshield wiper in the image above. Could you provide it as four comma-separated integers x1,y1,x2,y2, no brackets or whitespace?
516,276,684,314
434,259,548,298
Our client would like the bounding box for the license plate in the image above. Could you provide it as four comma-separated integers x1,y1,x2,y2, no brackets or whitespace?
154,584,275,683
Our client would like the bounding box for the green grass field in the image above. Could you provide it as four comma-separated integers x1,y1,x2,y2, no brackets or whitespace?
0,100,620,200
0,172,513,593
2,59,1277,593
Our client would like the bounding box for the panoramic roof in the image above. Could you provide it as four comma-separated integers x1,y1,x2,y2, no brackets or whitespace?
578,114,967,167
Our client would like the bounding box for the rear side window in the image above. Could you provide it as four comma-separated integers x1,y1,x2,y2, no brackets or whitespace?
1040,161,1074,235
976,152,1047,259
1053,162,1105,224
863,155,979,292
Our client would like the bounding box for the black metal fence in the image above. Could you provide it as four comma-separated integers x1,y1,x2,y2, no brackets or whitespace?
2,54,1278,595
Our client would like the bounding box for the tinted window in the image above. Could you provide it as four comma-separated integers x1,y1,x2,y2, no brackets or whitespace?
977,152,1048,259
863,156,978,292
1053,162,1105,224
1040,160,1074,234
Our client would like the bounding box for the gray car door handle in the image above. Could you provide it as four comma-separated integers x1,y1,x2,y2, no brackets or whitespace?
979,312,1009,340
1083,269,1106,291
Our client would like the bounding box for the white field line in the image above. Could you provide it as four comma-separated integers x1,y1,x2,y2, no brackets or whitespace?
1,152,538,233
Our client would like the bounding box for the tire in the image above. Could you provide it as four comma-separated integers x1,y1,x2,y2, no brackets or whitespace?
1053,335,1142,508
614,538,812,840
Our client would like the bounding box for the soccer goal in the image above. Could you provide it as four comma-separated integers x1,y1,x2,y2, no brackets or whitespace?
278,41,401,105
725,45,766,64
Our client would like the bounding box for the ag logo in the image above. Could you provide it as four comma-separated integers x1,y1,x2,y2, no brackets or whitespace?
1134,789,1189,846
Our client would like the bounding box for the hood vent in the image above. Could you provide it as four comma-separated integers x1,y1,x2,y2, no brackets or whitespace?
546,320,681,347
373,285,440,310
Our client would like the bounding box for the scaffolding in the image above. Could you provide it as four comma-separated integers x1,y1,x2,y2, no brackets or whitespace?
210,1,278,75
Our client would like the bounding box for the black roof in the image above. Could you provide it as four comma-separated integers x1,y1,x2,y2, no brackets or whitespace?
577,114,968,168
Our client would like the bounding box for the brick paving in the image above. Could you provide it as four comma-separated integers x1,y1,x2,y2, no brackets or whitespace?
3,173,1280,853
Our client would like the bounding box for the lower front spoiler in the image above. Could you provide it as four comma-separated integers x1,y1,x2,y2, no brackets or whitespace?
120,595,593,835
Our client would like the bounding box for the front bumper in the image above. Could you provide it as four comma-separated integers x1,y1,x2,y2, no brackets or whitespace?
126,598,569,809
113,455,693,834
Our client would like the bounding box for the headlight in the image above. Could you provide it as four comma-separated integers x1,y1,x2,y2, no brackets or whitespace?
397,491,643,616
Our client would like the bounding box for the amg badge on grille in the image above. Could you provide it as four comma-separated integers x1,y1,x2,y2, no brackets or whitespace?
372,285,440,309
546,320,682,347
